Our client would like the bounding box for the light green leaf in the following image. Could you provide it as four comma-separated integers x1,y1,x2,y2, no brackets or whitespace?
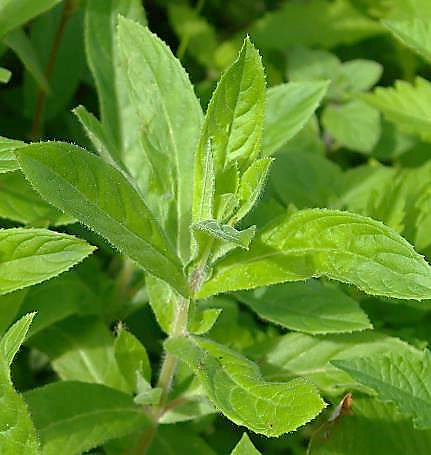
263,81,329,156
193,138,215,223
0,66,11,83
24,381,149,455
189,306,222,335
166,336,325,436
231,433,261,455
237,281,372,334
339,59,382,92
159,394,215,423
384,19,431,64
0,315,40,454
0,136,25,173
114,325,151,389
192,221,256,250
4,28,49,91
15,142,188,296
333,349,431,428
117,16,203,263
364,77,431,142
0,312,34,366
0,227,95,295
134,376,162,406
198,209,431,300
0,0,61,38
322,99,381,154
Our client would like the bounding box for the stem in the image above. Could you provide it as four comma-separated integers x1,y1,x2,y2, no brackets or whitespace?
30,1,74,139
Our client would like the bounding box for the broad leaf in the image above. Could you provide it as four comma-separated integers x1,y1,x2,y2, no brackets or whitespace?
15,142,188,296
333,349,431,428
117,16,203,263
237,281,372,334
231,433,261,455
0,227,95,295
263,81,329,156
166,336,325,436
24,381,149,455
0,314,40,454
198,209,431,300
0,136,25,173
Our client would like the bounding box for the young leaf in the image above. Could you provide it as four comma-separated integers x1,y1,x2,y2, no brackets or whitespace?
15,142,188,296
333,349,431,428
0,136,25,173
0,227,95,295
24,381,150,455
231,433,261,455
192,221,255,250
117,16,203,263
0,314,40,454
263,81,329,156
198,209,431,300
165,336,325,436
237,281,372,334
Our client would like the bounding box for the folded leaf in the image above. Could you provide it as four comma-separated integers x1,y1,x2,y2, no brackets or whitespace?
24,381,149,455
333,349,431,428
15,142,188,296
0,227,95,295
165,336,325,436
198,209,431,300
0,312,34,366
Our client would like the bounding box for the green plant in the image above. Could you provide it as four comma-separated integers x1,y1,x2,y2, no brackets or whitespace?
3,1,431,454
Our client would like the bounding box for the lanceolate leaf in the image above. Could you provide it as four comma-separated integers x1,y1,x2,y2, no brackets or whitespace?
166,336,325,436
198,209,431,299
24,381,149,455
0,312,34,366
0,227,95,295
15,142,188,296
117,16,203,263
333,350,431,428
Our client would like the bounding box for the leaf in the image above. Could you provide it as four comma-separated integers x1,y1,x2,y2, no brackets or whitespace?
0,314,40,454
263,81,329,156
364,77,431,142
0,290,27,336
192,221,256,250
0,136,25,173
237,281,372,334
3,28,49,92
308,397,431,455
85,0,147,162
0,227,95,295
15,141,188,296
117,16,203,263
198,209,431,300
339,59,382,92
24,381,149,455
0,312,34,366
322,99,381,154
383,19,431,64
165,336,325,436
134,376,162,406
231,434,261,455
0,67,11,84
333,349,431,428
0,0,61,38
193,138,215,223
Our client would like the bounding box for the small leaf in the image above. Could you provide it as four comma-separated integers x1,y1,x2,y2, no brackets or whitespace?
165,336,325,436
134,376,162,406
15,142,188,296
333,349,431,428
0,66,11,83
198,209,431,300
0,227,95,295
0,312,35,366
189,306,222,335
0,136,25,173
24,381,149,455
231,433,261,455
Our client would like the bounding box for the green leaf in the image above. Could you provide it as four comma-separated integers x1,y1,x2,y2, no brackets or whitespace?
165,336,325,436
15,141,188,296
198,209,431,300
4,28,49,92
0,0,61,38
114,324,151,390
192,221,255,250
0,227,95,295
24,381,149,455
237,281,372,334
339,59,382,92
0,136,25,173
231,434,261,455
117,16,203,263
0,290,27,336
193,138,215,223
0,314,40,454
364,77,431,142
384,19,431,64
0,66,11,83
134,376,162,406
322,99,381,154
263,81,329,156
333,349,431,428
